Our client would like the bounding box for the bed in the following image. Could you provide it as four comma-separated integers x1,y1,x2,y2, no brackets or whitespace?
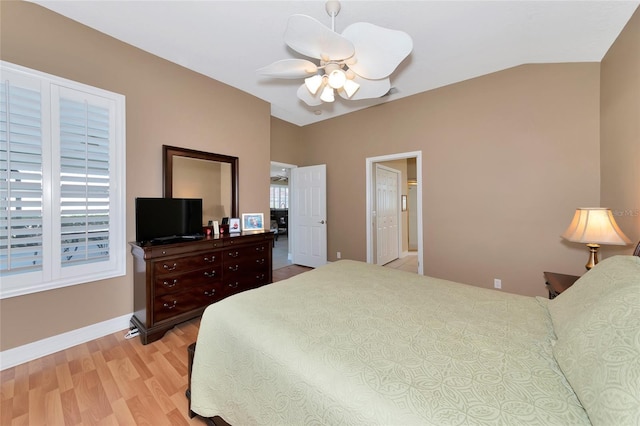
189,253,640,425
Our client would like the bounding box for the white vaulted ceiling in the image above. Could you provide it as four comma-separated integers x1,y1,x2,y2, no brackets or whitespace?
30,1,639,126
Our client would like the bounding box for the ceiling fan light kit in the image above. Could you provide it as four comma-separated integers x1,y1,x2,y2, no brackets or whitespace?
342,79,360,98
305,74,324,95
258,0,413,106
320,85,335,103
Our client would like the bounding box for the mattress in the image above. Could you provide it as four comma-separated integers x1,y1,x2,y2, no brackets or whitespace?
190,259,590,425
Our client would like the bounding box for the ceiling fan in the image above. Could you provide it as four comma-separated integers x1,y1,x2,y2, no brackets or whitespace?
270,175,288,183
258,1,413,106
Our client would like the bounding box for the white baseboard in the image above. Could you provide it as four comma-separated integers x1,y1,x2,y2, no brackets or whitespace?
0,313,132,371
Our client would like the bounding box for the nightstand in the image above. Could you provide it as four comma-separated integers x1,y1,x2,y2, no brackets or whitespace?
544,271,580,299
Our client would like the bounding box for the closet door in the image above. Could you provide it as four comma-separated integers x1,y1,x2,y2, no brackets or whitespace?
375,164,400,265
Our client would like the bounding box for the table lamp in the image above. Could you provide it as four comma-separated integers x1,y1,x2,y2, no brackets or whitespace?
562,207,631,270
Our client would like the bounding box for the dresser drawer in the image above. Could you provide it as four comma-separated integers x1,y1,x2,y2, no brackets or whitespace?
224,242,270,261
225,266,270,292
148,240,224,258
225,233,271,247
225,254,270,274
154,283,224,323
153,251,221,276
154,265,222,296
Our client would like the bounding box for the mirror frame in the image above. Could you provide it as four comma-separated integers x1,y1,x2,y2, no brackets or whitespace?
163,145,239,218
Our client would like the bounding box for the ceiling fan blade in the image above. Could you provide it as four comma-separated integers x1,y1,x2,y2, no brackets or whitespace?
285,14,355,61
297,83,323,106
257,59,318,78
338,75,390,101
342,22,413,80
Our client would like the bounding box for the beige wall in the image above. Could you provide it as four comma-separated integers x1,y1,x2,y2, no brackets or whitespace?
601,7,640,254
0,2,271,351
298,63,601,297
271,117,305,166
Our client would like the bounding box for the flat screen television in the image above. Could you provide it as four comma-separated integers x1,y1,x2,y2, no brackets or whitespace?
135,197,203,244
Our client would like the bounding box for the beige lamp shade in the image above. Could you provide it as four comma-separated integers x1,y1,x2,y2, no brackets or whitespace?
562,208,631,270
562,208,631,245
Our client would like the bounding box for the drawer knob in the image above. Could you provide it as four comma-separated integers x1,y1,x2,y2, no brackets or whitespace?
163,263,177,271
228,282,239,289
256,273,265,280
204,256,216,263
255,246,265,252
163,300,177,310
228,265,239,272
204,271,216,278
256,258,265,265
204,289,216,297
162,279,178,288
228,251,239,258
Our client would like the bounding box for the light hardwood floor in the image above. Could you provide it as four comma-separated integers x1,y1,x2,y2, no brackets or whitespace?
384,253,418,274
1,265,311,426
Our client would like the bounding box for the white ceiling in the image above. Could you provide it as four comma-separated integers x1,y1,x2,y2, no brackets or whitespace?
31,1,639,127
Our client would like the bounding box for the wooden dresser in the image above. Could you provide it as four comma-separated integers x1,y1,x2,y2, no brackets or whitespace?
130,230,274,344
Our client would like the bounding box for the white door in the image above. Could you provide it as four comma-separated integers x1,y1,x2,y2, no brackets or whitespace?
375,164,400,265
291,165,327,268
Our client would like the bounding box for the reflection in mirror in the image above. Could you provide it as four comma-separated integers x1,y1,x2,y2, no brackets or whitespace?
172,157,232,220
163,145,238,224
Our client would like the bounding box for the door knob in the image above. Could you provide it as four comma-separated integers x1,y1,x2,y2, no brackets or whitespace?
319,220,325,224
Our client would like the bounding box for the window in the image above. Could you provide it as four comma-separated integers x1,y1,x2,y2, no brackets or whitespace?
1,61,126,299
270,185,289,209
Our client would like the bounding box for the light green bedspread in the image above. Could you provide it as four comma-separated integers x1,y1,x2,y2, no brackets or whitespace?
191,260,590,425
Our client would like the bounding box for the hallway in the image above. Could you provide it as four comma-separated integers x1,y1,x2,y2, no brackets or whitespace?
272,235,291,270
384,252,418,274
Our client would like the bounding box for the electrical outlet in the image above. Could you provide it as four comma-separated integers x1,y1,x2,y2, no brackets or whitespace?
494,278,502,289
337,251,341,259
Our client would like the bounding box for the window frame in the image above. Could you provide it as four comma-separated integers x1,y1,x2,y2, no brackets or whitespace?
1,61,126,299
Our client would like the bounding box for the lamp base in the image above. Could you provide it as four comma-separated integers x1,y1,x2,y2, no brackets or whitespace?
585,243,600,270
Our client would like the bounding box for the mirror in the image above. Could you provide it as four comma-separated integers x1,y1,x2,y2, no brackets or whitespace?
163,145,239,224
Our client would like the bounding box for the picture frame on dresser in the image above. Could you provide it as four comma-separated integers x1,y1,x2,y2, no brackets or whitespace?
242,213,264,231
229,218,241,233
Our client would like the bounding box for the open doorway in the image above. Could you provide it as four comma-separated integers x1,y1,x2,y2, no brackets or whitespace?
366,151,423,275
270,161,296,270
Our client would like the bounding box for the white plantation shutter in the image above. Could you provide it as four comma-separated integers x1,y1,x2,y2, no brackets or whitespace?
59,97,111,267
270,185,289,209
0,77,44,273
0,61,125,299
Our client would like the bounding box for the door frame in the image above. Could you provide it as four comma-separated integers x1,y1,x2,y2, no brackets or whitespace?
366,151,423,275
